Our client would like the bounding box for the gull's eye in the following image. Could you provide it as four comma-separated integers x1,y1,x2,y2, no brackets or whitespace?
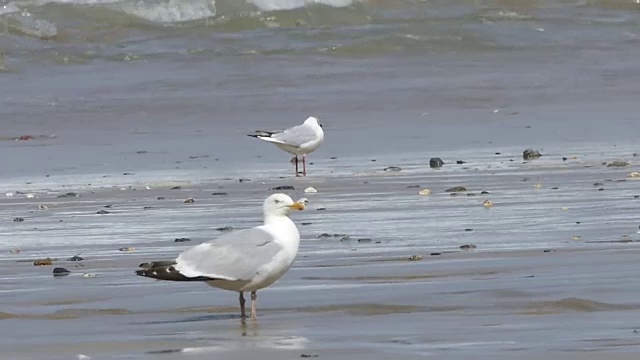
274,199,281,204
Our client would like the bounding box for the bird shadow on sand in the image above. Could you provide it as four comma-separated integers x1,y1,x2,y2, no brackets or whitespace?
141,313,240,325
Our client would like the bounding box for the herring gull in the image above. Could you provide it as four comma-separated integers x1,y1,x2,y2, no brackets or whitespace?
136,193,306,319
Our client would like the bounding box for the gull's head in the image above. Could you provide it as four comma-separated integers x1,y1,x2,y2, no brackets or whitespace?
263,193,305,217
305,116,323,129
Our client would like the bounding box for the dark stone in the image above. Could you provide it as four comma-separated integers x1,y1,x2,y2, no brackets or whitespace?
383,166,401,172
143,206,155,210
68,255,84,261
136,151,148,154
216,226,234,232
429,157,444,168
430,252,441,256
330,157,337,160
211,192,228,196
523,149,541,160
157,196,165,200
270,186,294,191
300,355,319,358
634,195,640,199
460,244,477,250
174,238,191,242
598,188,605,191
53,267,70,277
481,191,490,195
317,233,332,238
607,161,630,168
339,237,351,242
301,222,312,226
456,160,466,165
96,210,110,214
13,217,24,222
170,186,182,190
593,182,603,186
57,192,79,198
445,186,467,193
467,193,476,197
464,229,473,232
123,172,135,175
551,187,558,190
357,238,372,243
562,157,568,161
317,208,327,211
543,249,556,253
495,152,501,155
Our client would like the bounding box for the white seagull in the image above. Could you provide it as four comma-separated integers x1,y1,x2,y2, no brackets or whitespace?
248,116,324,176
136,193,306,319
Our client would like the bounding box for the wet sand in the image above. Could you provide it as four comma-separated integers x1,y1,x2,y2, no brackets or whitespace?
2,138,640,359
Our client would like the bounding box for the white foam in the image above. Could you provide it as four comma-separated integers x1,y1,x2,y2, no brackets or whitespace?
248,0,356,11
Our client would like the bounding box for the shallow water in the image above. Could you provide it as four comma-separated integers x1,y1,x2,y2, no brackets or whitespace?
3,0,640,358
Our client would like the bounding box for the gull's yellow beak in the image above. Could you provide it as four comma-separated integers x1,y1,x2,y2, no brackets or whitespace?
288,202,305,211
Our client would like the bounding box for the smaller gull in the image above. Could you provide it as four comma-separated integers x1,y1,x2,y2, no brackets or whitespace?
248,116,324,176
136,193,306,320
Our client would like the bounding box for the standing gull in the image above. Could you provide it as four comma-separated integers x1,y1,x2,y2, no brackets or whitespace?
248,116,324,176
136,193,305,319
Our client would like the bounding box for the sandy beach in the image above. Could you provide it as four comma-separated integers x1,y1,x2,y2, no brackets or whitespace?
3,0,640,358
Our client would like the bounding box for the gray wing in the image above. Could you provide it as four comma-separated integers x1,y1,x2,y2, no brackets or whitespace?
174,227,283,281
271,123,318,148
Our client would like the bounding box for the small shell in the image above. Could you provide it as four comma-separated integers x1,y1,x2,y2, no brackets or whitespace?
5,192,14,197
418,189,431,196
304,187,318,193
26,193,35,199
183,197,195,204
571,235,582,241
561,207,569,211
82,273,97,278
407,254,423,261
628,172,640,178
482,200,493,208
533,184,543,189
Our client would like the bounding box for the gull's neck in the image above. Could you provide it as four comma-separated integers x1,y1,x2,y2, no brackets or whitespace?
263,214,292,226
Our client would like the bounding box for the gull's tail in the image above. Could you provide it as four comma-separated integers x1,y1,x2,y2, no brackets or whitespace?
136,261,212,282
247,130,277,138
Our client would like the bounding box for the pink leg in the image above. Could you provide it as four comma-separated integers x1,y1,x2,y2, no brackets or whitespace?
302,154,307,176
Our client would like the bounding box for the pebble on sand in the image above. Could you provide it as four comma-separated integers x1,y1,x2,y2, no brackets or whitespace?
407,255,423,261
118,247,135,252
10,249,21,254
68,255,84,261
57,192,79,198
304,187,318,193
174,238,191,242
606,161,630,168
183,197,195,204
533,183,543,189
572,235,582,241
271,186,295,191
384,166,402,172
460,244,477,250
523,149,541,160
429,157,444,168
13,217,25,222
82,273,97,278
53,267,70,277
628,172,640,178
446,186,467,193
37,204,49,210
419,189,431,196
211,192,228,196
96,210,110,214
216,226,234,232
34,258,54,266
482,200,493,208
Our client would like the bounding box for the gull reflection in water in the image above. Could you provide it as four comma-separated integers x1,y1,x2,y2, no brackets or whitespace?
148,321,310,355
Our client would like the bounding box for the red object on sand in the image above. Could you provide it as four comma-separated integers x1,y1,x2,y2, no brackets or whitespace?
17,135,34,141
